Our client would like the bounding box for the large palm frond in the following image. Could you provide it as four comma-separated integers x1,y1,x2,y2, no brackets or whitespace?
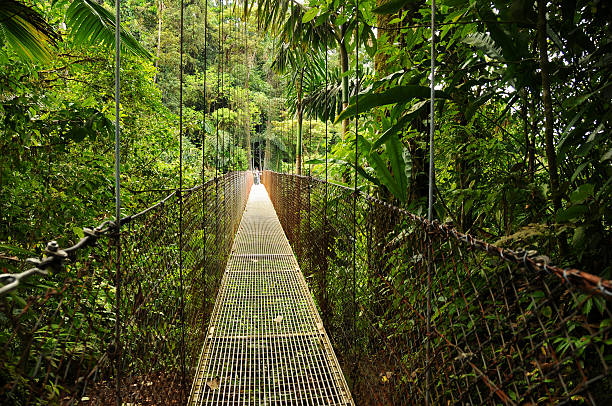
281,52,345,122
66,0,151,59
0,0,59,62
252,0,336,52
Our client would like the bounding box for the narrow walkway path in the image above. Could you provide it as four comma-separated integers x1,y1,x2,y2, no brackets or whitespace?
190,185,353,405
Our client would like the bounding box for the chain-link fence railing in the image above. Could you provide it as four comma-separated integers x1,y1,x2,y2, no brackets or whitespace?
1,171,252,405
263,170,612,405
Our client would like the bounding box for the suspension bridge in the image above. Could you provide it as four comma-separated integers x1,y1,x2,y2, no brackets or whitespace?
1,0,612,405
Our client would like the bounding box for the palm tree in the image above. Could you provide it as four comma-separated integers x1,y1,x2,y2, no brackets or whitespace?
275,48,343,174
244,0,371,175
0,0,150,63
246,0,367,137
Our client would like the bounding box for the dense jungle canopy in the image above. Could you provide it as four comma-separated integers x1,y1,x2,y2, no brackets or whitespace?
0,0,610,302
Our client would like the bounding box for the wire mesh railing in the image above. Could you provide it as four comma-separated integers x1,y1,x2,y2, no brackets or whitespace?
263,170,612,406
0,171,252,405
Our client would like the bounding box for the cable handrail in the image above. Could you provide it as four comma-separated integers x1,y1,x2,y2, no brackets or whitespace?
0,177,221,297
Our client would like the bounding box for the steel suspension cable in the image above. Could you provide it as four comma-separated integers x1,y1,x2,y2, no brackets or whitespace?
351,0,359,387
113,1,121,404
244,12,251,170
202,0,208,224
215,0,221,179
221,0,225,173
229,1,234,168
178,0,186,400
426,1,436,404
324,45,328,187
308,116,311,176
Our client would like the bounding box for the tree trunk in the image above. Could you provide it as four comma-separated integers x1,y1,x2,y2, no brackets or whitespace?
537,0,561,212
296,68,304,175
374,0,394,73
523,91,536,182
264,135,270,170
339,33,350,139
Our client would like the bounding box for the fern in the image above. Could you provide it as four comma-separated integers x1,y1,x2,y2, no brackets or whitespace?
463,32,503,61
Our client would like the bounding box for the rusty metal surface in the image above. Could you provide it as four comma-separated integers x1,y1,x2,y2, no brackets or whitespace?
189,185,353,405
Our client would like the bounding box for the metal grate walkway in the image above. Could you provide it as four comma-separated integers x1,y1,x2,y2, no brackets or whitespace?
189,184,353,405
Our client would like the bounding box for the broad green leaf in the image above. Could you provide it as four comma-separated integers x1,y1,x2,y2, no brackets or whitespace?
569,183,594,204
73,227,85,239
302,7,319,23
358,134,406,201
335,86,446,123
556,205,588,223
372,100,427,151
66,0,151,59
385,134,408,202
572,226,586,249
570,162,588,183
0,0,59,63
358,134,402,199
67,127,88,142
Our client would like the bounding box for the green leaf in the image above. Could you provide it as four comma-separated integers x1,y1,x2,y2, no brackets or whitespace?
302,7,319,23
372,101,426,150
385,134,408,202
0,0,60,63
362,26,377,58
72,227,85,239
358,134,402,199
66,126,88,142
358,134,407,202
0,244,36,257
556,205,588,223
335,86,446,123
572,226,586,249
569,183,594,204
66,0,151,59
570,162,588,183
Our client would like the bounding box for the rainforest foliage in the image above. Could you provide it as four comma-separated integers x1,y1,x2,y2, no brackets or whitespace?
0,1,610,292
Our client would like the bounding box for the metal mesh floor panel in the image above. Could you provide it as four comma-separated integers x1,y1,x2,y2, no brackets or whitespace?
190,185,353,405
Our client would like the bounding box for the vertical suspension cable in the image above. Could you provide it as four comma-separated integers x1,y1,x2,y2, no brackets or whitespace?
229,1,234,170
308,116,311,176
426,1,436,404
324,46,328,187
245,13,251,171
178,0,186,400
113,1,121,405
202,0,208,228
220,0,225,173
203,0,208,184
215,0,221,179
351,0,359,387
